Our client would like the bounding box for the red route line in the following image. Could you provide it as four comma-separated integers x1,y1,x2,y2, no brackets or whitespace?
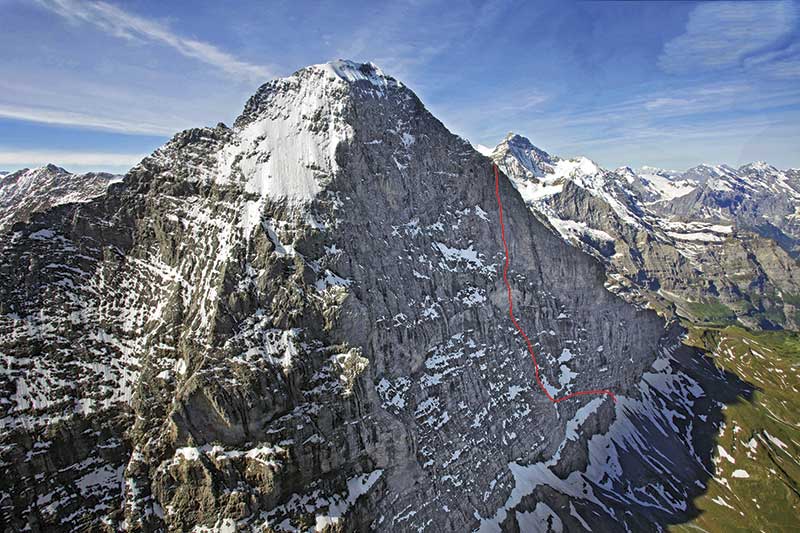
493,163,617,404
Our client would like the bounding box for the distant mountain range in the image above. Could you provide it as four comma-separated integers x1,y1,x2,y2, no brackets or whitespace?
488,133,800,330
0,164,122,231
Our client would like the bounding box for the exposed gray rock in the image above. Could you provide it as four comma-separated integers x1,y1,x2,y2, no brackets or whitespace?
1,62,724,533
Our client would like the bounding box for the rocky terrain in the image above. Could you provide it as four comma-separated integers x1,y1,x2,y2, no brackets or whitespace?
489,133,800,331
487,134,800,530
0,164,122,232
0,61,794,533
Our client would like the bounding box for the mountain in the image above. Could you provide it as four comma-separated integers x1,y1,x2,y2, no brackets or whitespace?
654,162,800,258
0,164,122,231
0,61,746,532
625,165,696,204
490,134,800,530
626,161,800,258
490,133,800,331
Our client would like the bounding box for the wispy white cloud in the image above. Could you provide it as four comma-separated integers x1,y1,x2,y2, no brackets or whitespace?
492,90,549,112
38,0,273,81
0,102,178,135
331,0,515,89
745,40,800,78
555,115,800,170
543,82,798,130
448,79,772,146
658,0,798,76
0,149,144,168
465,76,800,169
643,97,691,110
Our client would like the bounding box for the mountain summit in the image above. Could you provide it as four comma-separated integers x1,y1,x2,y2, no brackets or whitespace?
0,62,726,532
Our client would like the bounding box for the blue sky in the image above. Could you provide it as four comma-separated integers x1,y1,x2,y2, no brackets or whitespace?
0,0,799,173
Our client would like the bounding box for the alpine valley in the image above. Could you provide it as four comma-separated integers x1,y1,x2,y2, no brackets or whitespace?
0,61,797,533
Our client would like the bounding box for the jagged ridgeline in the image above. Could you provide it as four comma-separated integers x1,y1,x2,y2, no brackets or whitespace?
2,61,718,532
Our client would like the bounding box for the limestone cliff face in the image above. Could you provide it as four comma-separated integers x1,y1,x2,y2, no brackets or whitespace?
1,62,675,532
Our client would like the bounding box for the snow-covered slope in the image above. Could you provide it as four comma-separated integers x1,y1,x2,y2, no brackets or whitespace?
489,133,644,231
631,166,697,203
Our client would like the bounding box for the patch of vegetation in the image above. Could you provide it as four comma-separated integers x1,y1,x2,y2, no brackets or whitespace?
680,299,737,326
780,292,800,307
672,325,800,533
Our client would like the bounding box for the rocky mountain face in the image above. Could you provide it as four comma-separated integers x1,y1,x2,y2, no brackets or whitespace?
489,134,800,331
0,164,122,232
0,61,737,532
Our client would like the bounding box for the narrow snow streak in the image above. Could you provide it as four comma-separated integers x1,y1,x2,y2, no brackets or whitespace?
493,163,617,404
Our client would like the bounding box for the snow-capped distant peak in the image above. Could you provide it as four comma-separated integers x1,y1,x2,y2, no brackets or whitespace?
562,156,600,177
614,166,637,184
503,131,532,145
637,165,680,178
490,132,555,176
739,160,776,173
687,163,734,177
636,170,697,202
500,132,549,154
0,164,121,230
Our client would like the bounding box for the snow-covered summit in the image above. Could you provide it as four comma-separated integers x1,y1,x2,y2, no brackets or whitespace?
312,59,402,89
738,160,777,174
496,132,552,158
500,131,540,150
680,163,736,184
150,60,420,208
489,132,556,179
488,133,644,228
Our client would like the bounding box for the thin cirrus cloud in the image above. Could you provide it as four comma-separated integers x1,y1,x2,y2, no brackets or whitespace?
37,0,274,82
658,0,799,76
0,103,179,136
644,97,691,111
0,149,145,168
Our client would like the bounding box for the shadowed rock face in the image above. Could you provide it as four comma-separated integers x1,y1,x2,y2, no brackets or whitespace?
1,61,712,532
